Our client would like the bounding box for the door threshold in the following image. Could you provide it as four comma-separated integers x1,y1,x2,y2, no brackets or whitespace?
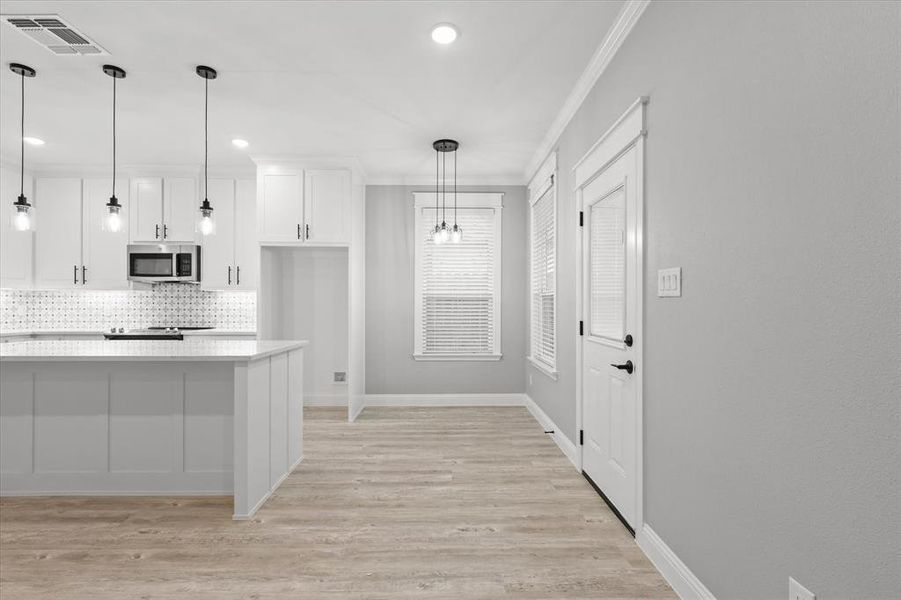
582,471,635,537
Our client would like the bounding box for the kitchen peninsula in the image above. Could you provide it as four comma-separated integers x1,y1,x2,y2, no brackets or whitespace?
0,339,307,519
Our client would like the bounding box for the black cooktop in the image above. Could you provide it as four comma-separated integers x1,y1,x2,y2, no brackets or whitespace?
104,327,213,341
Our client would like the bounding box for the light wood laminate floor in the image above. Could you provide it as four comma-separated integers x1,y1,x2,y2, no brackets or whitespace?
0,406,674,599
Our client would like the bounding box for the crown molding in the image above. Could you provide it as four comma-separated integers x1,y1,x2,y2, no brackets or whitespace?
366,174,525,187
249,155,367,181
523,0,650,182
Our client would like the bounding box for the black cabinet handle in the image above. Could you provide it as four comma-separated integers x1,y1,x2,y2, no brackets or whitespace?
305,224,310,240
73,265,78,284
228,266,232,285
155,224,160,239
297,224,301,239
610,360,634,374
163,224,168,239
236,266,240,286
81,266,87,285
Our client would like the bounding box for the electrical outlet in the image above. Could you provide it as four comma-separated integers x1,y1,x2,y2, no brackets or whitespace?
789,577,815,600
333,371,346,383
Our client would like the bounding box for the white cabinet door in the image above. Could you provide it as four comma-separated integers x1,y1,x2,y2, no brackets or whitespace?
304,169,350,244
234,178,257,289
82,178,129,290
258,173,302,243
34,178,83,288
0,166,32,288
200,179,235,290
163,177,197,242
130,178,163,242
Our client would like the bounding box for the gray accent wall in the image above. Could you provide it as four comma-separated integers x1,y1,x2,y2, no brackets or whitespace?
527,1,900,597
365,185,528,394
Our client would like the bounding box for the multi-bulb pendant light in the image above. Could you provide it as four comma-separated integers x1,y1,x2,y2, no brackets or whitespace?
196,65,217,236
102,64,126,232
432,139,461,244
9,63,36,232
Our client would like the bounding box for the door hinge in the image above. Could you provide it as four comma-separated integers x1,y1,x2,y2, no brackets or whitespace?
579,430,584,446
579,211,584,227
579,320,584,336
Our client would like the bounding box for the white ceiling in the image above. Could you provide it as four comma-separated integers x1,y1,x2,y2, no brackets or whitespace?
0,1,624,183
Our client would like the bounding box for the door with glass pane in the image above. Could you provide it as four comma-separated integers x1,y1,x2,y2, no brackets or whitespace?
581,145,639,529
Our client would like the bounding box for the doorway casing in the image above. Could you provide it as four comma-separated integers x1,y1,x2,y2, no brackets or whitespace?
573,96,648,534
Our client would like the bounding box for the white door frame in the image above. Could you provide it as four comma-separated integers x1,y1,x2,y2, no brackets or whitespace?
574,96,648,533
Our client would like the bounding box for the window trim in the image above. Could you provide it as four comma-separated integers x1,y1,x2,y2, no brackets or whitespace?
527,152,558,377
412,192,504,361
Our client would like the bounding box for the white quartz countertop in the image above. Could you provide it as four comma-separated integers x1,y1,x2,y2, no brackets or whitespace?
0,329,257,337
0,339,307,362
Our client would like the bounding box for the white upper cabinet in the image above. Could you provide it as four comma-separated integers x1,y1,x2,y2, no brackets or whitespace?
164,177,198,242
0,166,33,288
257,167,351,245
234,178,258,289
258,172,303,243
34,178,83,288
201,178,257,291
130,177,163,242
130,176,196,242
82,178,129,290
200,178,236,290
304,169,350,244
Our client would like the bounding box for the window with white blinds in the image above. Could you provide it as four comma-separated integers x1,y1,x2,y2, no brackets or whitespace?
529,185,556,369
413,193,503,360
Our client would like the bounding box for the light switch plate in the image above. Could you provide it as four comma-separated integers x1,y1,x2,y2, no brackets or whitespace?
657,267,682,297
789,577,815,600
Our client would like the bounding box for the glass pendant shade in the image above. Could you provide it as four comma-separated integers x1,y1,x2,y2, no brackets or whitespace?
103,198,123,232
450,224,462,243
197,199,215,236
439,221,449,243
11,197,33,232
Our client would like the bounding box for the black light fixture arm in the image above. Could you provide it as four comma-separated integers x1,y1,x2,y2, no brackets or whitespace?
102,65,126,207
195,65,217,208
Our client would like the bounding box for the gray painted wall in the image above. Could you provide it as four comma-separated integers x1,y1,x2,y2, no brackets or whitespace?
365,185,528,394
527,1,900,597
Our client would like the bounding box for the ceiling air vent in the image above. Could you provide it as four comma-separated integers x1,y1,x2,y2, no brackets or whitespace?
1,14,107,55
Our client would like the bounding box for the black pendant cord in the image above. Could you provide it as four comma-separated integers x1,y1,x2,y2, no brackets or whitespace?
19,71,24,197
204,76,208,201
442,150,446,224
111,75,116,198
435,148,439,227
453,150,457,226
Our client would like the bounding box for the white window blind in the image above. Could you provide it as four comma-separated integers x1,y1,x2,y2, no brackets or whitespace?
589,186,625,341
530,185,556,368
413,193,503,360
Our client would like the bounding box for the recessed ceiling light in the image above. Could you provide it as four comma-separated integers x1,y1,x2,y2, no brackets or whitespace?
23,136,44,146
232,138,249,149
431,23,458,45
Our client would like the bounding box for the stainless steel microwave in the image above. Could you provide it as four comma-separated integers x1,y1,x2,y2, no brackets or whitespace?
127,244,201,284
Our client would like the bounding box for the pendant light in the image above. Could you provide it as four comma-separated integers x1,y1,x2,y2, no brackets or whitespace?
9,63,36,232
431,139,461,244
102,65,126,232
196,65,217,236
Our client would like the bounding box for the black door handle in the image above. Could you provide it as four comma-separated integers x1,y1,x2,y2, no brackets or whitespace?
610,360,634,374
624,334,633,347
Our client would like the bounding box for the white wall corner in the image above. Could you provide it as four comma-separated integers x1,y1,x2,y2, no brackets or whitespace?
524,0,651,182
523,394,580,472
636,525,717,600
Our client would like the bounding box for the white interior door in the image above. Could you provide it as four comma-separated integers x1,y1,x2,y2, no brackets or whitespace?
581,145,640,529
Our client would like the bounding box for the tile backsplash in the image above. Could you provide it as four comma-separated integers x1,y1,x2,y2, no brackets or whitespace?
0,285,256,332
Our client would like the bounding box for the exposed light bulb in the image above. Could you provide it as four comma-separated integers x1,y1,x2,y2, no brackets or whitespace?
199,214,214,236
450,225,462,243
105,211,122,232
13,209,32,231
438,222,449,243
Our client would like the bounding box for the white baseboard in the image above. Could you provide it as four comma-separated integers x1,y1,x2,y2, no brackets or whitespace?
363,393,527,407
523,394,580,471
305,394,348,406
636,525,716,600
